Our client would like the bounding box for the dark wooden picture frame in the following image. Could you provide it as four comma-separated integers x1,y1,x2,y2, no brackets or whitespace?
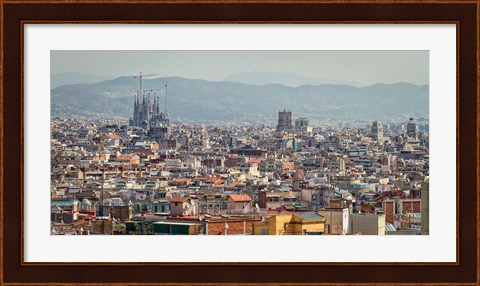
1,1,478,285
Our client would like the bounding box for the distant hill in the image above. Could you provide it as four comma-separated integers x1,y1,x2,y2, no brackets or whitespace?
224,71,364,87
51,72,115,89
51,76,428,123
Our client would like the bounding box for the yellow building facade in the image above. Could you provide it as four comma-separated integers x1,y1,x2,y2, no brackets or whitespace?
253,213,325,235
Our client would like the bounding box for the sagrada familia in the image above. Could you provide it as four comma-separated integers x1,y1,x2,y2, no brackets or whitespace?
130,91,163,127
129,90,170,138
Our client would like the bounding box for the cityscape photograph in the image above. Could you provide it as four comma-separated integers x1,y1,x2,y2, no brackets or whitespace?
50,50,429,236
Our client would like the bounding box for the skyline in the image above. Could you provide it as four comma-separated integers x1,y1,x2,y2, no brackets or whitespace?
51,50,429,86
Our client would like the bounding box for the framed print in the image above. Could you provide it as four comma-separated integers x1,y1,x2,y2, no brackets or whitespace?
30,27,450,263
1,0,479,285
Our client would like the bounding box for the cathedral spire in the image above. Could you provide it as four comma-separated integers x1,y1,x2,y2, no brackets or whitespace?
131,83,168,129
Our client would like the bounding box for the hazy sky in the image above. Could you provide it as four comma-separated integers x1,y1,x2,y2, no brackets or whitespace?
51,50,428,86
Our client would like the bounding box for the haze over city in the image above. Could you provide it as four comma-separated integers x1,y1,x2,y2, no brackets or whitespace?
51,50,429,87
51,51,429,124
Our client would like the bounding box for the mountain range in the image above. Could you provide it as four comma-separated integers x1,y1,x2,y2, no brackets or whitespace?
51,72,115,89
224,71,363,87
51,76,429,123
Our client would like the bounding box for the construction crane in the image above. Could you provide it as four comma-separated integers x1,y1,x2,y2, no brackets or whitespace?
133,72,158,96
146,86,169,115
165,82,168,115
165,71,170,115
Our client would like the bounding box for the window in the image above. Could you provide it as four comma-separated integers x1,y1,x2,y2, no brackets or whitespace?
175,202,178,206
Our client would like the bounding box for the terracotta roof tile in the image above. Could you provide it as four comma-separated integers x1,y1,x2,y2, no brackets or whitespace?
206,177,220,183
228,194,252,202
173,178,191,183
170,197,188,203
225,182,237,188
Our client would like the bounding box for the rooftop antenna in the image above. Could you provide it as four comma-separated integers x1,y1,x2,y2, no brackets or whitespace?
165,70,170,115
165,82,168,115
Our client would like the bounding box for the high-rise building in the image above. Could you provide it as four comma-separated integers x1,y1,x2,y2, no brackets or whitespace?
371,120,383,143
421,178,429,235
295,117,313,134
276,109,293,135
407,117,418,139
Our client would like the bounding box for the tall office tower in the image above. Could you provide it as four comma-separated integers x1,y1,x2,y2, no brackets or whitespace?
407,117,418,139
295,117,313,134
371,120,384,144
276,109,293,135
421,178,429,235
